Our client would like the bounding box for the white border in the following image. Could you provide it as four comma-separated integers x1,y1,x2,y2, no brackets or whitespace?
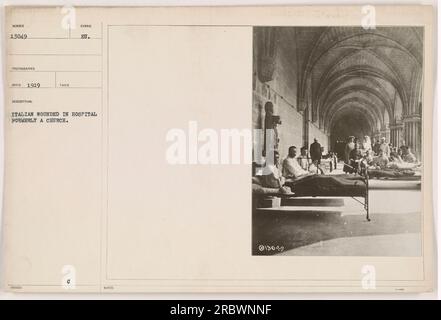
0,0,437,300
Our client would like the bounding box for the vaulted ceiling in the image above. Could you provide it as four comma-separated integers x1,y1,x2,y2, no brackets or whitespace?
293,27,423,135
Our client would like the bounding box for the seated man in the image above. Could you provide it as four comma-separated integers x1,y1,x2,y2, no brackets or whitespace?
402,146,417,163
349,143,363,173
297,146,310,171
259,151,292,194
260,150,284,188
389,147,403,163
282,146,310,179
370,150,389,169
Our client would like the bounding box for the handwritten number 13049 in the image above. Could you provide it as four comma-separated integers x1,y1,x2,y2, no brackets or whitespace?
10,34,27,39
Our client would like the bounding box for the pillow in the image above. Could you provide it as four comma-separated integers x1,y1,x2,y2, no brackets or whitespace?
252,176,262,185
252,183,264,194
260,187,282,194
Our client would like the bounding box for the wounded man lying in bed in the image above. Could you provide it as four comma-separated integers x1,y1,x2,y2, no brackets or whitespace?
258,147,366,197
365,148,421,179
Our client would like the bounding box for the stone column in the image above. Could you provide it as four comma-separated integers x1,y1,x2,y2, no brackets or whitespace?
403,115,422,160
389,122,404,148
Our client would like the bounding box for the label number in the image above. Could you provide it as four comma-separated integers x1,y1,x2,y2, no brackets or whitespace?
10,33,27,39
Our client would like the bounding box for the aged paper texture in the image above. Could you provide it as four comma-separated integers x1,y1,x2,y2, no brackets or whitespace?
1,5,435,292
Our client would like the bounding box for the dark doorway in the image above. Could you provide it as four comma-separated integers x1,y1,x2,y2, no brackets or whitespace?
330,112,373,159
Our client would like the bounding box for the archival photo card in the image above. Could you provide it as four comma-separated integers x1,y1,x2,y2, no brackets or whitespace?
1,5,435,293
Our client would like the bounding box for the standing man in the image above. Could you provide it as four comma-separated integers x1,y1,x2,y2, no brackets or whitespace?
309,138,323,174
373,139,381,155
349,142,363,173
399,140,407,154
379,137,391,158
343,136,355,173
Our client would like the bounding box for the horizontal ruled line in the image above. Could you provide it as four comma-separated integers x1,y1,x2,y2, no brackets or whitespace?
10,70,102,73
19,37,103,40
9,87,102,89
9,86,53,89
8,53,102,56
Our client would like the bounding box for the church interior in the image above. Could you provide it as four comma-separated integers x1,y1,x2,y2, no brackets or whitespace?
252,27,423,256
253,26,423,161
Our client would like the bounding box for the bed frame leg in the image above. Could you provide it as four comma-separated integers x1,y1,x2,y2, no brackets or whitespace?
365,200,370,221
365,171,370,221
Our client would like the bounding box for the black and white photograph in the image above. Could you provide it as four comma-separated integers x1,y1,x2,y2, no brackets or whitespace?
1,4,435,297
252,26,423,256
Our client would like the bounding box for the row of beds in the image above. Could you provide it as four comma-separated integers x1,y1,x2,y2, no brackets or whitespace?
252,162,421,222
